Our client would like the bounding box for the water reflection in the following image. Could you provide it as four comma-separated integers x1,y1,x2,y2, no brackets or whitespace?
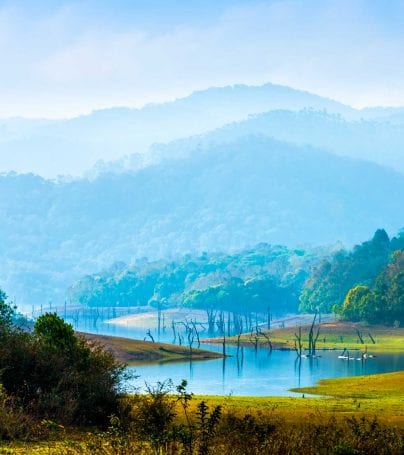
127,346,404,396
67,311,404,396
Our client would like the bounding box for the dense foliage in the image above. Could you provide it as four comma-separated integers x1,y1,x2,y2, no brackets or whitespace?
339,249,404,325
300,229,404,325
68,244,316,316
1,135,404,308
0,292,124,426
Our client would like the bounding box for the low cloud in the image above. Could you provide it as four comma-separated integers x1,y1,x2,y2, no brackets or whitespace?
1,0,404,117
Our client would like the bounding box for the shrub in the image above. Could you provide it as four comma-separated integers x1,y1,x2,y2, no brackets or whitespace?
0,308,126,427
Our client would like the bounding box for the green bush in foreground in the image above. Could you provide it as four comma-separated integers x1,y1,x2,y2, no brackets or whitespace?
0,293,125,427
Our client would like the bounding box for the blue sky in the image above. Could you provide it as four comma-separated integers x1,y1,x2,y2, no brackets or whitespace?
1,0,404,117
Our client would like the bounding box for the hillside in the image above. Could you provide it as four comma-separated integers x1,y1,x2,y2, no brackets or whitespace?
0,82,355,178
68,243,315,314
154,109,404,174
1,136,403,307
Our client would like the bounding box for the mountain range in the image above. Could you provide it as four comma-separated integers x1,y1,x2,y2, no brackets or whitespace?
1,136,403,306
2,82,404,178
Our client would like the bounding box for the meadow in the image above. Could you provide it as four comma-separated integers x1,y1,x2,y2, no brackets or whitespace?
1,371,403,454
215,321,404,352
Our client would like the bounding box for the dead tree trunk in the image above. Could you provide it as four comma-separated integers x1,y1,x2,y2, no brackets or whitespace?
146,329,155,343
356,329,364,344
206,308,216,333
236,333,241,358
259,330,272,352
191,320,201,348
171,320,177,344
368,332,376,344
308,312,318,355
249,332,259,351
294,326,303,357
267,306,271,330
227,312,231,336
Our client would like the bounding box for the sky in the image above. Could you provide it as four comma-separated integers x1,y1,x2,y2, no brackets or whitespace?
1,0,404,118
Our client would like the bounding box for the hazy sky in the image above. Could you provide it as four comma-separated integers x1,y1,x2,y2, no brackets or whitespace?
1,0,404,118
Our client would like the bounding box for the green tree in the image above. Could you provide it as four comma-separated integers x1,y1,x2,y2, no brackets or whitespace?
300,229,392,313
341,285,377,323
374,250,404,325
34,313,77,353
0,310,125,425
0,288,14,329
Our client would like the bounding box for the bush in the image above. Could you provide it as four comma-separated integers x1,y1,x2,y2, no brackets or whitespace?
0,308,126,427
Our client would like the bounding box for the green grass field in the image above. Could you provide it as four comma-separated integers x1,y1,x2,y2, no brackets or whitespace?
209,321,404,352
192,370,404,426
1,371,403,454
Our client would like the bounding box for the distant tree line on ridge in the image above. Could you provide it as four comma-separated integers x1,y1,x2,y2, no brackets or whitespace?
68,229,403,326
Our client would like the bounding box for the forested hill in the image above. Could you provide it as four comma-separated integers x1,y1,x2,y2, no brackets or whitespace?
69,229,403,324
1,136,403,306
301,229,404,325
149,110,404,174
68,243,316,315
0,83,351,178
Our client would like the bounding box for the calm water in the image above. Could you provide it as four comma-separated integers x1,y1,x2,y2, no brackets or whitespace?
71,316,404,396
127,345,404,396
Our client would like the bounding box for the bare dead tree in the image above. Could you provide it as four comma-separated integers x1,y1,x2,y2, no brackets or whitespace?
368,332,376,344
267,306,271,330
206,308,217,333
190,319,201,348
255,313,259,333
171,320,177,344
186,325,194,356
356,329,364,344
92,308,100,328
294,326,303,357
233,313,243,334
216,311,225,335
236,333,241,358
146,329,155,343
249,331,259,351
307,313,321,356
259,329,272,352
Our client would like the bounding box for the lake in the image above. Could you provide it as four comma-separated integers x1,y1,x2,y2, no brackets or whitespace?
126,345,404,396
70,316,404,396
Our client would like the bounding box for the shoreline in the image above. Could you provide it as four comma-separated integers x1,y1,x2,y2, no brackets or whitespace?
79,332,225,365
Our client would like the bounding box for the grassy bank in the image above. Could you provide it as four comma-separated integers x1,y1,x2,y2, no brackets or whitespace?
193,370,404,427
206,321,404,352
2,371,403,454
79,332,223,364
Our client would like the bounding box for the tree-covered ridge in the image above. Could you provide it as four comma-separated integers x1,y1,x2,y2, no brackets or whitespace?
68,244,318,315
2,136,404,307
300,229,404,325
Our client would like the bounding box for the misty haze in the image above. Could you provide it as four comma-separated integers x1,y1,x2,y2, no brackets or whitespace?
0,1,403,454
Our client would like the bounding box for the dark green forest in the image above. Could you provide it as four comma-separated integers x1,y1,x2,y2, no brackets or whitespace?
300,229,404,325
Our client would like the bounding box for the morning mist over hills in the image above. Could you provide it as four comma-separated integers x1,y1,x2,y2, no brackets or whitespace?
2,82,404,178
0,81,404,306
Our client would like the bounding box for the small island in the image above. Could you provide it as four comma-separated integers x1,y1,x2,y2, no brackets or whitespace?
79,332,224,364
